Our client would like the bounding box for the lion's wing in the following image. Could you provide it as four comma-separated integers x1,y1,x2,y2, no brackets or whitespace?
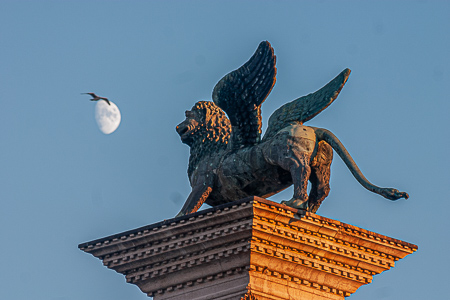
212,41,276,149
263,68,351,141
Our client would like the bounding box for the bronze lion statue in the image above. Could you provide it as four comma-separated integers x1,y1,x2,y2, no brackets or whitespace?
176,42,408,216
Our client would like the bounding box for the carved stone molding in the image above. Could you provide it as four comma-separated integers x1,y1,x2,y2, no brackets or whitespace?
79,197,417,299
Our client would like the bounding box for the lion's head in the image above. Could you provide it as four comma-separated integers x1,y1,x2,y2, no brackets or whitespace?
176,101,231,147
176,101,231,177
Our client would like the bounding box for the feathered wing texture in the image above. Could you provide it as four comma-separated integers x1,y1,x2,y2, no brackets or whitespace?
212,41,277,149
263,68,351,141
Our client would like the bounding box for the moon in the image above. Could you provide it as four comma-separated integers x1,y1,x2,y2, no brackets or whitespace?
94,100,121,134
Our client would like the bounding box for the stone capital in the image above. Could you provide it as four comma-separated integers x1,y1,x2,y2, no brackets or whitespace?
79,197,417,299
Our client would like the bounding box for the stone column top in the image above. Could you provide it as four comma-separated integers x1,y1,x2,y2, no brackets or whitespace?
79,196,417,257
79,197,417,300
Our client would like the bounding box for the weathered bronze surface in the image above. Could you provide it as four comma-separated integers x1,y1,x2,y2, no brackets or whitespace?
176,41,408,216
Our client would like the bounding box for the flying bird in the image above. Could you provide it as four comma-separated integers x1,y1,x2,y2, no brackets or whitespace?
82,93,111,105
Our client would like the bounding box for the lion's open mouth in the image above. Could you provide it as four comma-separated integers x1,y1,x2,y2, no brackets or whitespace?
177,126,189,136
177,122,198,136
177,117,199,145
177,124,197,144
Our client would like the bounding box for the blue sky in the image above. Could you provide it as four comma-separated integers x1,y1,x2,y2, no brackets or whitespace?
1,1,449,299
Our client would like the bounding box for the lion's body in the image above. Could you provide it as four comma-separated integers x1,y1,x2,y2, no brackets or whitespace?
208,124,332,212
177,104,334,214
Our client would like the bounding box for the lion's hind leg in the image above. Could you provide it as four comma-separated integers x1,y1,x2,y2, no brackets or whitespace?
262,130,316,211
308,141,333,213
279,152,311,210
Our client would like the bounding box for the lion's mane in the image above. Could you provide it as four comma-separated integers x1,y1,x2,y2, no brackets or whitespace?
187,101,231,177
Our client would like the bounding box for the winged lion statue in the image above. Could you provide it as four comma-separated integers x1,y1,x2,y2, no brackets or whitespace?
175,41,408,216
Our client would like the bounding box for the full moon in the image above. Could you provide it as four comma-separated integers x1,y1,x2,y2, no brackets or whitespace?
95,100,121,134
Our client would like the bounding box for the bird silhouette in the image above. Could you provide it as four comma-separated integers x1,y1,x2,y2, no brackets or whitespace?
82,93,111,105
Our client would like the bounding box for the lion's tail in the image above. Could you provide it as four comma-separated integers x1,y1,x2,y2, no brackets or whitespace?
313,127,408,200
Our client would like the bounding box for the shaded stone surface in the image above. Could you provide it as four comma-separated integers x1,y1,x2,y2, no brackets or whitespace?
79,197,417,299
